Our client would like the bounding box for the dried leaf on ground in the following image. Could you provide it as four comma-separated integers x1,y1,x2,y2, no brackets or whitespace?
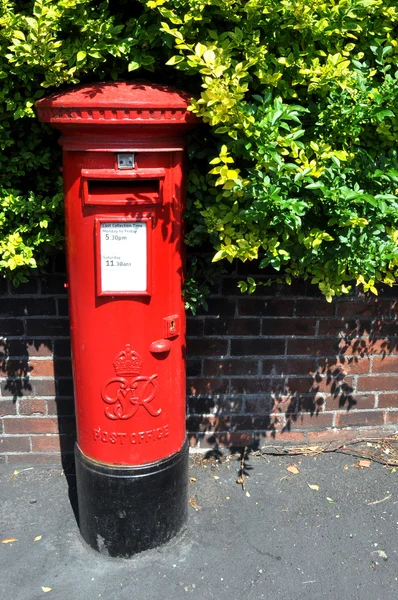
286,464,300,475
326,497,335,503
189,477,197,484
1,538,17,544
307,484,320,491
189,496,201,511
355,459,372,469
41,587,52,593
34,535,42,542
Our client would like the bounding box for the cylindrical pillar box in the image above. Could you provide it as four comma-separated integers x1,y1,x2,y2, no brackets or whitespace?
36,82,197,557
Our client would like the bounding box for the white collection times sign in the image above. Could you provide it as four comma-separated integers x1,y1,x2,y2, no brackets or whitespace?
100,222,147,293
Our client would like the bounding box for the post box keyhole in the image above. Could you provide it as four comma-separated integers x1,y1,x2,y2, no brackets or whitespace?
117,153,135,169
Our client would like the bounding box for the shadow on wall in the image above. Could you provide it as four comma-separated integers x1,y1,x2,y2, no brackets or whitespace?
186,302,398,452
0,328,78,518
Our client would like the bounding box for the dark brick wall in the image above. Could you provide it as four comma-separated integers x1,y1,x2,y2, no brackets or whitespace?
186,262,398,450
0,257,398,464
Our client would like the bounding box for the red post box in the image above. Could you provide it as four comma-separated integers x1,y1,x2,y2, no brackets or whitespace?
36,82,197,557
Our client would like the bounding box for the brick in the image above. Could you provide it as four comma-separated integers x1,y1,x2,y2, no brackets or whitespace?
372,356,398,373
307,429,357,443
231,415,283,431
0,277,9,294
337,299,391,318
373,321,398,337
57,298,69,317
369,285,398,299
318,319,371,336
54,359,73,378
285,412,334,429
357,375,398,392
205,318,260,336
339,337,393,356
41,276,68,295
7,453,65,465
1,379,57,398
296,394,325,413
306,374,354,394
9,279,38,295
317,356,371,375
0,359,29,377
336,411,385,427
58,416,76,435
57,379,74,396
0,298,56,316
1,379,34,398
188,434,198,448
0,340,54,358
0,436,30,452
26,318,70,337
53,339,71,358
263,319,316,337
221,278,245,295
230,378,286,395
3,417,59,434
196,298,236,317
356,427,398,439
203,359,259,376
186,415,231,433
31,435,75,452
0,400,17,416
278,280,309,296
187,338,229,357
286,338,340,356
274,395,300,413
238,298,293,317
47,398,75,416
186,318,204,336
187,395,243,415
244,396,276,414
231,338,285,356
325,393,375,411
296,299,336,317
187,360,202,377
377,393,398,409
0,319,24,336
18,399,47,416
187,378,229,396
53,253,67,273
264,431,306,444
236,259,274,276
28,360,54,377
262,358,315,376
385,412,398,425
198,432,255,448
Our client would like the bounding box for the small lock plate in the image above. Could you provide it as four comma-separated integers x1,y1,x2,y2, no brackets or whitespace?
164,315,180,339
117,153,135,169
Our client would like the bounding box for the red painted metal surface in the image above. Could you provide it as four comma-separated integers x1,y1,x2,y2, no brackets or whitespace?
36,82,198,466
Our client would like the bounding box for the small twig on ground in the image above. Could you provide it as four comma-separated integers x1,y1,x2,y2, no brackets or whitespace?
258,434,398,467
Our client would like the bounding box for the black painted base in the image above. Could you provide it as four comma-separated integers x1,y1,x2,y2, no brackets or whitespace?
75,440,189,558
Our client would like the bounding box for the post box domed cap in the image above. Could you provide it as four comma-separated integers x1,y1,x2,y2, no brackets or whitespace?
36,81,199,125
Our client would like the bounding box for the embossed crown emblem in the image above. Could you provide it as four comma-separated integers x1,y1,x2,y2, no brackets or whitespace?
113,344,142,377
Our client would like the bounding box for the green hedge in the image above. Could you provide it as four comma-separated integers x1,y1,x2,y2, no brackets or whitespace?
1,0,398,303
